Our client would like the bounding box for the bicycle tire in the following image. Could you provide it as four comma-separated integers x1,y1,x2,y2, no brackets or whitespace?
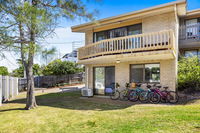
149,92,160,104
160,91,168,103
119,90,129,101
128,90,139,102
110,90,120,100
139,91,149,103
167,91,179,104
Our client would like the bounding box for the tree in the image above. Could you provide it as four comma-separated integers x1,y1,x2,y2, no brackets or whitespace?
178,57,200,92
0,66,9,76
12,64,41,77
0,0,96,109
41,47,57,65
42,59,83,76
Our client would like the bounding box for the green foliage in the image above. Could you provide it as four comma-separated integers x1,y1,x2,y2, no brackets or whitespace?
12,64,42,77
42,59,83,76
41,47,57,65
0,66,9,76
178,57,200,92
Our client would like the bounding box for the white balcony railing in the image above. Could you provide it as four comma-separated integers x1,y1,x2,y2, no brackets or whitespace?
78,30,175,60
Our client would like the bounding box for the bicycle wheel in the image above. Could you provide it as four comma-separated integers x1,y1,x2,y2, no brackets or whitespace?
139,91,149,103
119,90,128,101
110,90,120,100
149,92,160,104
128,90,138,102
167,91,179,104
160,91,168,103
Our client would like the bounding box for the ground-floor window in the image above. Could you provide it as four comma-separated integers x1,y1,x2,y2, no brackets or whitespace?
184,50,200,58
130,64,160,83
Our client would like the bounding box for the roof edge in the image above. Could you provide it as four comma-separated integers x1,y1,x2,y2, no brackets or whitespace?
72,0,186,32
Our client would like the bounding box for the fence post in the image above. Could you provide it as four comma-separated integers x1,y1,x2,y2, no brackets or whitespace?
0,75,2,106
9,76,14,99
13,77,19,96
2,76,9,101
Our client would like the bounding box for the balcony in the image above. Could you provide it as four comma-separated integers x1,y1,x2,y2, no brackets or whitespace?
78,30,176,64
179,23,200,48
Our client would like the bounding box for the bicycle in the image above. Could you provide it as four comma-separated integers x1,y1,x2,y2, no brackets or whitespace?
110,88,120,100
148,85,179,104
128,83,145,102
160,86,179,103
119,83,134,101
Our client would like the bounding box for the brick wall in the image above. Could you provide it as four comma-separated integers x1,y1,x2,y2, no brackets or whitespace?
85,59,176,91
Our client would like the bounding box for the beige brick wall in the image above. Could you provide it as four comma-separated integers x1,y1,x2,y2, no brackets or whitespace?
86,59,176,92
83,12,178,92
85,30,93,45
142,12,176,33
115,63,129,88
160,60,176,91
85,65,93,89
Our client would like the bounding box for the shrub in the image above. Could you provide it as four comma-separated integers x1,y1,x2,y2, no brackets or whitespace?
0,66,9,76
42,59,83,76
178,57,200,92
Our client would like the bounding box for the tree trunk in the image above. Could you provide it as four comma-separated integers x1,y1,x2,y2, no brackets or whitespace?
25,0,37,109
25,42,37,109
25,60,37,109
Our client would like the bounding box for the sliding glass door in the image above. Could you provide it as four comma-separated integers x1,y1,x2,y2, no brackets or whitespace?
94,67,105,95
94,67,115,95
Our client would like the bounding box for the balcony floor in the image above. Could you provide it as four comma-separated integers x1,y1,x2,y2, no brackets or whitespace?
78,50,176,64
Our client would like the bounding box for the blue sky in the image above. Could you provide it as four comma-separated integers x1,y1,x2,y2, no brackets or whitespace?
1,0,200,71
61,0,200,27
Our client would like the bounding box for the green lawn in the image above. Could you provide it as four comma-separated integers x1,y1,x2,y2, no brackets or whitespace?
0,91,200,133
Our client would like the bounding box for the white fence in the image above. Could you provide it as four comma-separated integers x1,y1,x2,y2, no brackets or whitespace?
0,76,19,106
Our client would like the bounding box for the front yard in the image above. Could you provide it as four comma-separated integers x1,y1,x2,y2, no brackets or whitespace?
0,90,200,133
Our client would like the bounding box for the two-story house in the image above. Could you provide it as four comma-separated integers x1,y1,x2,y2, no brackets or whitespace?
72,0,200,95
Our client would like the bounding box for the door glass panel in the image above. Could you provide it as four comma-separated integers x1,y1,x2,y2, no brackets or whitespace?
105,67,115,88
94,67,105,95
95,31,108,42
186,19,198,39
128,24,142,35
108,27,127,38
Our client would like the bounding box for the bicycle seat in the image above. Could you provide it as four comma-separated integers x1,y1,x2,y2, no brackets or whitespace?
146,85,151,89
136,83,141,87
156,85,162,89
163,86,168,89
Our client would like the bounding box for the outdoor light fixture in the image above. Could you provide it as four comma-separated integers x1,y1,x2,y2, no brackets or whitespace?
116,60,120,63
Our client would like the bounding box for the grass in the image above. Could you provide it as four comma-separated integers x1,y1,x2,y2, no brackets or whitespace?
0,91,200,133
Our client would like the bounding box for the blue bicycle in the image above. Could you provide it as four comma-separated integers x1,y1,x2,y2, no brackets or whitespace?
128,83,145,102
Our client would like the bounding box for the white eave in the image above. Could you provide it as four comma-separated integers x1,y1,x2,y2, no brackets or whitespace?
186,8,200,16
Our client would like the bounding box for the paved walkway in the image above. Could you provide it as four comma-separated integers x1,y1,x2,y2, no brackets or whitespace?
20,84,85,94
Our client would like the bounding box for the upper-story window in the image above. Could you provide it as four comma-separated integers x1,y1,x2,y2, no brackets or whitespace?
93,23,142,42
185,18,200,39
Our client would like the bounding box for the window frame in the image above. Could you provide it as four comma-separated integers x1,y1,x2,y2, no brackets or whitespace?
93,23,142,43
129,63,160,83
184,49,200,58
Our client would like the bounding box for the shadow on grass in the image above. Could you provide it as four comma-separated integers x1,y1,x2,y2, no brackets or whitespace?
1,91,133,112
1,91,199,112
0,108,26,112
